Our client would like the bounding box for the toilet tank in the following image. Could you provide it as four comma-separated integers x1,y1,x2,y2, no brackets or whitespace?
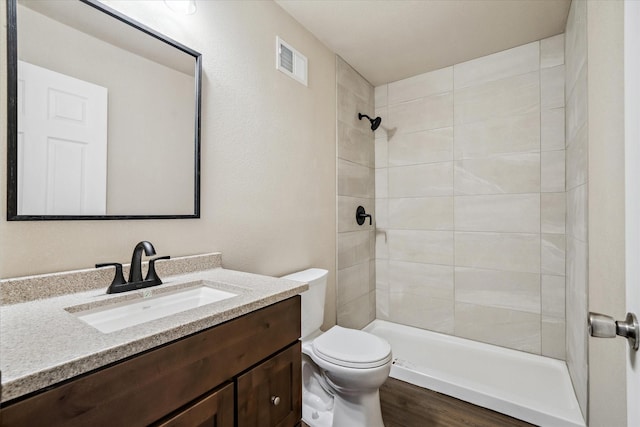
281,268,328,339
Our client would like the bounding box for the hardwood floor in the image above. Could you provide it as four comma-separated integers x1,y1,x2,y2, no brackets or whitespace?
380,377,535,427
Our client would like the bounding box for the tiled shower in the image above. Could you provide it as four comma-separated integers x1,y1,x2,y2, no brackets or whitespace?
336,12,587,418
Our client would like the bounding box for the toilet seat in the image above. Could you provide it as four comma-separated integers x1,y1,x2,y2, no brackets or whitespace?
312,326,392,369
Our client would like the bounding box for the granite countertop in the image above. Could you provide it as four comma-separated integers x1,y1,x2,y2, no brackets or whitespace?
0,267,307,403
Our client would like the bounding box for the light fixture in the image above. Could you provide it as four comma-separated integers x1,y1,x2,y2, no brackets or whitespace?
163,0,197,15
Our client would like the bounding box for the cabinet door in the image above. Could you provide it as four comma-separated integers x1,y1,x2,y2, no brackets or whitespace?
237,342,302,427
155,382,234,427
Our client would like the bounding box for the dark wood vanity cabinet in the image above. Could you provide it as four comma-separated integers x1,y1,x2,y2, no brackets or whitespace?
0,297,302,427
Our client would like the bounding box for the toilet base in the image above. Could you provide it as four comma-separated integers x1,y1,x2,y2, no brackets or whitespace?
331,388,385,427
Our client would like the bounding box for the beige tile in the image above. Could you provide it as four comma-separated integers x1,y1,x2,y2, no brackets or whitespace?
337,83,374,131
455,267,541,313
541,65,565,109
454,153,540,195
388,162,453,197
376,228,389,259
338,121,374,167
375,136,388,168
566,65,588,142
541,192,566,234
454,193,540,233
338,159,374,198
565,0,587,96
376,288,390,320
567,184,587,242
388,261,454,300
337,56,372,104
542,274,566,318
387,92,453,134
454,111,540,160
376,259,388,291
337,262,370,305
454,71,539,125
541,150,565,193
338,231,373,270
388,67,453,104
390,292,454,334
375,84,388,107
338,196,374,232
455,232,540,273
388,230,454,265
542,234,566,276
375,198,388,229
566,124,588,190
455,303,541,353
375,168,388,199
388,127,453,166
542,317,566,360
388,197,453,230
337,292,373,329
541,34,565,69
454,42,539,89
541,108,565,152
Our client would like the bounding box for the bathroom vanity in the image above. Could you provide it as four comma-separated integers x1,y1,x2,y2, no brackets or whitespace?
0,254,306,427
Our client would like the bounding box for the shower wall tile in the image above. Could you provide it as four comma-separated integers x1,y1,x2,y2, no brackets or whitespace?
454,111,540,160
454,153,540,195
338,196,374,233
375,198,388,228
541,192,566,234
542,317,566,359
338,83,374,131
375,85,388,107
454,193,540,233
337,57,372,104
388,230,454,265
541,108,565,152
542,274,566,318
541,65,565,109
455,267,541,314
375,169,388,199
388,261,454,300
376,288,390,320
566,65,588,143
541,234,566,276
565,0,587,96
455,302,541,353
337,262,371,305
388,162,453,197
338,291,374,329
338,230,374,270
388,127,453,166
454,232,540,274
454,71,539,125
566,124,588,190
375,230,388,259
338,121,375,167
541,150,566,193
388,197,453,231
453,42,539,89
541,34,565,69
338,159,374,197
388,66,452,104
376,259,388,290
387,92,453,134
567,183,587,242
390,292,454,334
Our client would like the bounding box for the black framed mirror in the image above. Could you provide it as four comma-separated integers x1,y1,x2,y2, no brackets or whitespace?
6,0,202,220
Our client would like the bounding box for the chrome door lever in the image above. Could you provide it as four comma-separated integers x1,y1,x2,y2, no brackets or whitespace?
589,312,639,351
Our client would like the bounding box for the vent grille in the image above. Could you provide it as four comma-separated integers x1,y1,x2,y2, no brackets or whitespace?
276,37,307,86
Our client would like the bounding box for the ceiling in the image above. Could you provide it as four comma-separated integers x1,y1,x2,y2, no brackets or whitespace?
275,0,571,87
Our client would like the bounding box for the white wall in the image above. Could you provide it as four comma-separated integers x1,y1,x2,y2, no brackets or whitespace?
1,1,338,328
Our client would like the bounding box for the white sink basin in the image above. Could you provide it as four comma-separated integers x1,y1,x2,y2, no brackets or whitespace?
71,283,237,333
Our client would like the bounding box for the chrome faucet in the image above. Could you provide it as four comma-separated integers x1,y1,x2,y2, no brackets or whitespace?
128,241,156,283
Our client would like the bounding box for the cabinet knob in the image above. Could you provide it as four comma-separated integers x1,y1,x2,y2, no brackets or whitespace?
271,395,281,406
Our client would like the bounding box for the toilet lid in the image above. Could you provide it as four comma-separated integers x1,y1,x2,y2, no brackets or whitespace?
312,326,392,369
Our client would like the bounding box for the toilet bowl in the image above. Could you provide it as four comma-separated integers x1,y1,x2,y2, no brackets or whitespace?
282,268,392,427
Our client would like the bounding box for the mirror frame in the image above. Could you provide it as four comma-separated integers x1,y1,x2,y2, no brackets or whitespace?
6,0,202,220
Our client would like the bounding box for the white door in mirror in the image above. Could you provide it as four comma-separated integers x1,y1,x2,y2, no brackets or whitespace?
17,60,108,215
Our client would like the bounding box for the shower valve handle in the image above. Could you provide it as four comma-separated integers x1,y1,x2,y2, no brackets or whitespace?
356,205,372,226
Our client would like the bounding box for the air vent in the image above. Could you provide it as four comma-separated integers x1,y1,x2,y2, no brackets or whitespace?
276,36,307,86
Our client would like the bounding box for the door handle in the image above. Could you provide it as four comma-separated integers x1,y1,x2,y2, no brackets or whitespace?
588,312,639,351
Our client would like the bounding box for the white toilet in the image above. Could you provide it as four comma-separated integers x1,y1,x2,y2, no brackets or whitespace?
282,268,392,427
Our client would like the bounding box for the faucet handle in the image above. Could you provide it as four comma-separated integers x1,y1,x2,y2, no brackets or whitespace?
96,263,127,294
146,256,171,286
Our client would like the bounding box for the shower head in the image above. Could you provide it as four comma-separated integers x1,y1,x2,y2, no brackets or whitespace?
358,113,382,131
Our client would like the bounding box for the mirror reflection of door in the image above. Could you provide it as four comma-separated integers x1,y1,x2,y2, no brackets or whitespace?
17,60,108,215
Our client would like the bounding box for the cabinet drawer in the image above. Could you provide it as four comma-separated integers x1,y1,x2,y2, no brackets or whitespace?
154,382,234,427
1,297,300,427
237,342,302,427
